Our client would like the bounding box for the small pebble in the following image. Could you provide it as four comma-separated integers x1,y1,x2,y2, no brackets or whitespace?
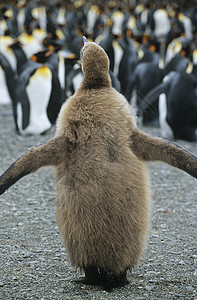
186,286,194,292
145,285,154,291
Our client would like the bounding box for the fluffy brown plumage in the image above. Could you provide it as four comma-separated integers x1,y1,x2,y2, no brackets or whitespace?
55,41,150,276
0,40,196,290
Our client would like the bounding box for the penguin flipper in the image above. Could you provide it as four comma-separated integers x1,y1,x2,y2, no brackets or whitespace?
0,136,69,195
130,129,197,179
139,79,170,115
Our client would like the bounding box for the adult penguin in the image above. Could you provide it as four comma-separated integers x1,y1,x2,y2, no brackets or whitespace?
0,53,16,105
0,38,197,291
129,60,162,125
117,28,138,100
0,32,17,77
17,29,42,59
15,50,63,135
99,20,116,72
129,52,191,126
141,69,197,141
9,40,27,75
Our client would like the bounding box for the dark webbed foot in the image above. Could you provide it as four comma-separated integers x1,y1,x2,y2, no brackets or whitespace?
100,269,129,291
74,266,103,286
75,267,129,291
84,266,103,285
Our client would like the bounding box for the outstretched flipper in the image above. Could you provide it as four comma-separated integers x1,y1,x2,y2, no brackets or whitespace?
138,75,172,116
130,129,197,179
0,136,69,195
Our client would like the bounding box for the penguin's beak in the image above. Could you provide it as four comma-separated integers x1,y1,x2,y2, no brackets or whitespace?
83,36,89,45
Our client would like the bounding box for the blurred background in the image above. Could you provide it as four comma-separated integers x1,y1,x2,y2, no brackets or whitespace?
0,0,197,140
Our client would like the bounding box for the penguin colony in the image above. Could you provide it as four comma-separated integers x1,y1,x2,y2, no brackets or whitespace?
0,39,197,290
0,0,197,140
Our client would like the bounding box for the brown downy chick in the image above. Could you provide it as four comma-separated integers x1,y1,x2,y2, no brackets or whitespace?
0,38,196,291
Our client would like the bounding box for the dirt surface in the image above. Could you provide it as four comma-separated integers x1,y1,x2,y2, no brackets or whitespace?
0,105,196,300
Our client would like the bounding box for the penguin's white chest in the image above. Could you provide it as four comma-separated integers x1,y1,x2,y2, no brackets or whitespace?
112,40,124,76
159,93,174,140
17,66,52,135
0,65,12,105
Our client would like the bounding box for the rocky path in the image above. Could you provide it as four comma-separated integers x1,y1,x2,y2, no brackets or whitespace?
0,105,196,299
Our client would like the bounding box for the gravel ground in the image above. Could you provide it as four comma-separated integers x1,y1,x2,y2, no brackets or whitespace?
0,104,196,300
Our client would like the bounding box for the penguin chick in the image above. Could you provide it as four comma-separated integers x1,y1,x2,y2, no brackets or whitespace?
0,40,197,291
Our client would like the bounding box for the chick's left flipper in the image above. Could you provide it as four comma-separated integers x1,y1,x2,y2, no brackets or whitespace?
0,136,68,195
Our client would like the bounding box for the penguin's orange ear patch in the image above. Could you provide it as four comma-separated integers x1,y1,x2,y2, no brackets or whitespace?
31,55,37,62
48,44,54,50
45,50,53,57
68,53,76,59
180,50,186,56
149,45,156,52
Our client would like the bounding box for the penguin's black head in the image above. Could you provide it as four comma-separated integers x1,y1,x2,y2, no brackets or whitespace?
81,37,111,88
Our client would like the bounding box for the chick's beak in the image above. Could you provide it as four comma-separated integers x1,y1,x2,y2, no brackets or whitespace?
83,36,89,45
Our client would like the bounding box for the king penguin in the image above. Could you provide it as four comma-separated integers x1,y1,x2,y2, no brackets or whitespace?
0,53,16,105
15,50,63,135
0,38,196,291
